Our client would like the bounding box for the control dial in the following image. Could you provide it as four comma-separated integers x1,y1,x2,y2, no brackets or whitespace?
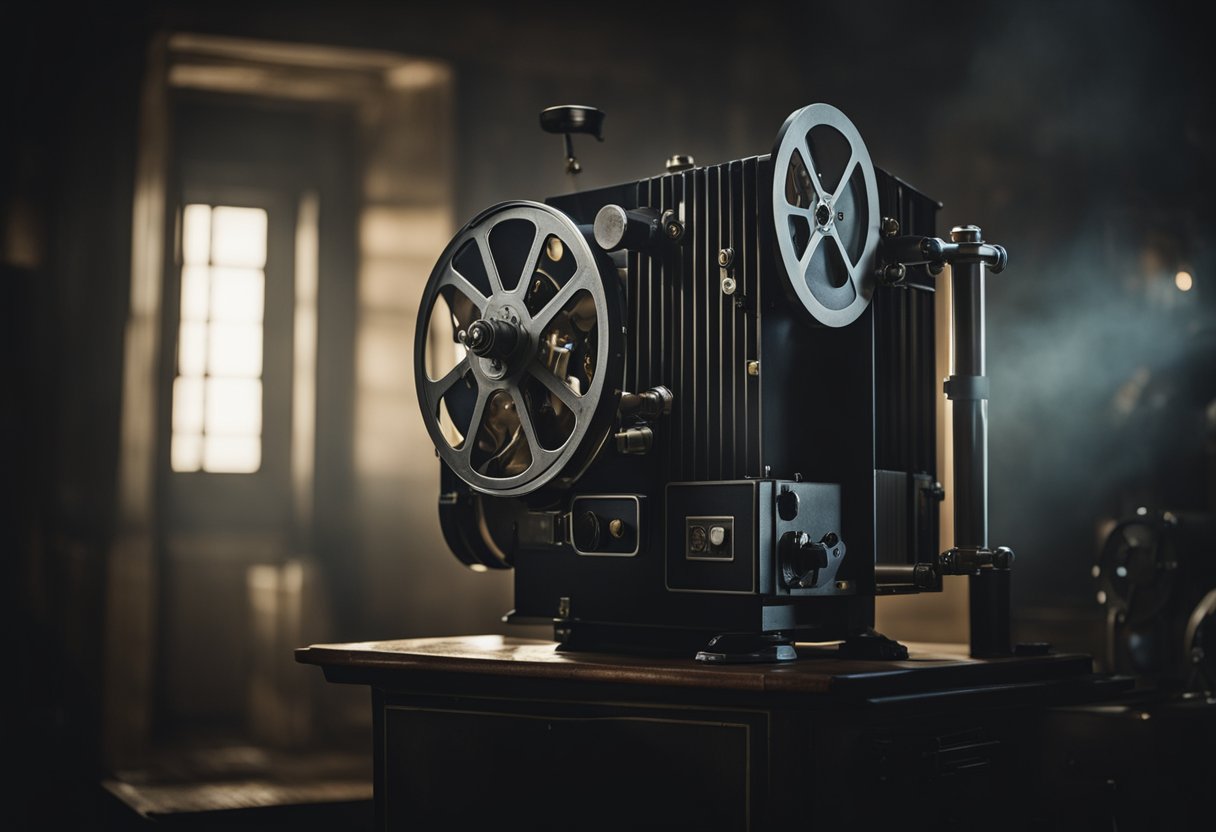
780,531,840,588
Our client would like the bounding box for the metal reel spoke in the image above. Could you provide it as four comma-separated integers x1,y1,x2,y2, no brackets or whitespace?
457,385,492,462
528,359,586,420
512,211,571,298
794,134,832,205
831,151,861,205
530,263,596,332
473,227,506,296
508,387,557,466
799,229,825,273
435,262,489,311
424,356,471,408
825,228,865,289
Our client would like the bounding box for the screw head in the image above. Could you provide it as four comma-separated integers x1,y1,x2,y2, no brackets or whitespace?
881,263,907,286
950,224,982,243
665,154,695,172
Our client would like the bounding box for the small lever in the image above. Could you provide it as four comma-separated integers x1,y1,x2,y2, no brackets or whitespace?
594,205,663,253
540,105,605,176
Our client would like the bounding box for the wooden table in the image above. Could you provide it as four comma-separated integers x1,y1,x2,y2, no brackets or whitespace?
297,636,1120,831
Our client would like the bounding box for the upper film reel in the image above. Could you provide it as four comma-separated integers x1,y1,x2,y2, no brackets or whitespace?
771,103,880,327
415,201,624,498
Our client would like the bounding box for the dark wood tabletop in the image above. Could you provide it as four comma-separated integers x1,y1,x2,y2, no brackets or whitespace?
296,635,1095,699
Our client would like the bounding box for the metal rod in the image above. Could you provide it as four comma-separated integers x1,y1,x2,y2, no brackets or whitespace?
949,225,988,552
948,224,1010,657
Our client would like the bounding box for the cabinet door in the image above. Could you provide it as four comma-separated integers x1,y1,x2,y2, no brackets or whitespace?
382,698,763,831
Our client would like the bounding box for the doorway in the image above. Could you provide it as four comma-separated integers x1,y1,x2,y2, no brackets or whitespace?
108,33,467,776
156,93,357,743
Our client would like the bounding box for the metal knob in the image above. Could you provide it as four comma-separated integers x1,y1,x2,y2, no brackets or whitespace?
780,531,830,589
465,318,520,360
594,205,662,253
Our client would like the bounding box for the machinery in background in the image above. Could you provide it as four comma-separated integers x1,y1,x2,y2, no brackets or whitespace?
1096,509,1216,695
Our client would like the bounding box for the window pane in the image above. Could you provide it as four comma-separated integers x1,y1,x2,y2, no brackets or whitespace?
180,266,210,322
178,322,207,376
182,204,211,266
203,435,261,473
172,377,205,433
172,202,269,476
208,323,263,377
211,206,267,268
211,267,264,323
171,433,203,472
206,378,262,434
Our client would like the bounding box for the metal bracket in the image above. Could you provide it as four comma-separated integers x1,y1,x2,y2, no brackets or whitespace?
943,375,990,401
937,545,1015,575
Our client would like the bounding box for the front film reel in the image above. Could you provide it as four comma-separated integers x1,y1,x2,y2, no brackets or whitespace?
771,103,880,328
415,201,624,498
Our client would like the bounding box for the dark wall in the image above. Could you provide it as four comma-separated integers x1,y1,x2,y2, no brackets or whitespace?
4,0,1214,804
3,5,149,822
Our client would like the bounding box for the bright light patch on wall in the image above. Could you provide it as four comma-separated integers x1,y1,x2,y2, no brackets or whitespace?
1175,270,1193,292
171,204,267,473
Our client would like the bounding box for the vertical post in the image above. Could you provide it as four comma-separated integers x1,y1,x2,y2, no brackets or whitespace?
950,225,988,551
948,224,1011,657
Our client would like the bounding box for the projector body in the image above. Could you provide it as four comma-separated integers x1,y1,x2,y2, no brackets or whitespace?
416,104,1005,659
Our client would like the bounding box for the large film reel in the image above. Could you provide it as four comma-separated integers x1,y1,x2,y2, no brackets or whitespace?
771,103,880,327
415,201,624,497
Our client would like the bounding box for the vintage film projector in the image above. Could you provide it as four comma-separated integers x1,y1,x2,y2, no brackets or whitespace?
414,103,1011,662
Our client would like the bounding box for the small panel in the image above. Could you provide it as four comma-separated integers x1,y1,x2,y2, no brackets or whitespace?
769,481,847,597
666,482,757,594
875,469,909,565
686,516,734,561
571,495,640,557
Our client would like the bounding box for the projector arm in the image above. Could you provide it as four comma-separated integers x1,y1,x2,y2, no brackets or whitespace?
881,223,1015,658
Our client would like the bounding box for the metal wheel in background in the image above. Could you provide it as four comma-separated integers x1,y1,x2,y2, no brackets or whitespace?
1096,514,1177,627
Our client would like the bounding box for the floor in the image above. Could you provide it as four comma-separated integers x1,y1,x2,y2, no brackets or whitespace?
73,744,372,830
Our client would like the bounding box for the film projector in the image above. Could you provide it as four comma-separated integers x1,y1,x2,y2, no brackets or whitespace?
414,102,1018,662
298,102,1199,830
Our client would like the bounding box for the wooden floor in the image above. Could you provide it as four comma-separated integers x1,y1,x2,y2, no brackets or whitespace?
99,745,372,830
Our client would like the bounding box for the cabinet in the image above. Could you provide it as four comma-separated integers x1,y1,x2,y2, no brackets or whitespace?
296,636,1119,830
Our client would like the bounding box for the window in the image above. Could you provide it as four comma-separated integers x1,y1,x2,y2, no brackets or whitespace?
171,204,267,473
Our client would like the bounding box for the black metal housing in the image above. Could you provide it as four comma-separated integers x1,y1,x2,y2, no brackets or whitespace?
430,147,943,653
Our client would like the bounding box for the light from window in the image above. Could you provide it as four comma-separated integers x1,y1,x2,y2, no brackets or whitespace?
171,204,267,473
